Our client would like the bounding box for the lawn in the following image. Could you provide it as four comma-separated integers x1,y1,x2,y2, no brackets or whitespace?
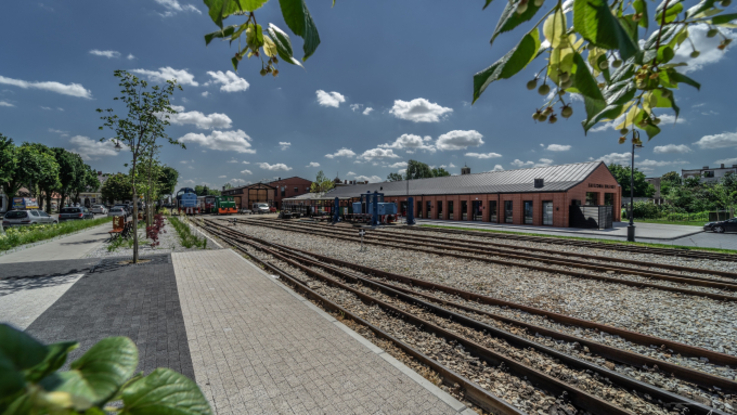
0,216,111,252
634,219,707,227
419,224,737,255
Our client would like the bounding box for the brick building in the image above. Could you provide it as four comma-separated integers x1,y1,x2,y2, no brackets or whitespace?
320,161,621,227
269,176,314,209
221,176,313,209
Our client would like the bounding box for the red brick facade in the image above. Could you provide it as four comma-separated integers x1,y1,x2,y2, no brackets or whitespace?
382,164,621,227
269,177,313,209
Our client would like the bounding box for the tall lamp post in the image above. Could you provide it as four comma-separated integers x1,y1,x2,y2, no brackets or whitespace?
627,132,643,242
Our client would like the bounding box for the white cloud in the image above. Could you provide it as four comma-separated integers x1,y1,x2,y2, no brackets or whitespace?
178,129,255,153
465,152,502,159
258,162,292,171
590,152,635,165
154,0,201,15
511,158,553,168
165,105,232,129
127,54,135,60
218,175,227,178
48,128,68,136
306,162,320,167
653,144,692,154
0,100,14,107
206,70,249,92
229,178,247,185
40,106,52,110
350,104,362,112
325,148,356,158
436,130,484,151
130,67,198,86
242,161,250,164
89,50,120,59
379,134,436,153
389,98,453,123
546,144,571,152
0,75,92,99
201,91,209,97
240,169,253,175
180,160,188,164
316,90,346,108
448,162,457,168
187,165,194,169
354,175,382,183
363,107,373,115
694,130,737,149
69,136,127,161
658,114,686,125
715,157,737,165
674,24,735,73
490,164,504,172
636,159,689,167
279,142,291,151
388,161,408,169
358,148,400,161
227,158,238,163
347,172,356,176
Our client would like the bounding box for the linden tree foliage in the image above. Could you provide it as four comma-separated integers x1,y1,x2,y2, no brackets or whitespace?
473,0,736,143
203,0,322,77
0,324,211,415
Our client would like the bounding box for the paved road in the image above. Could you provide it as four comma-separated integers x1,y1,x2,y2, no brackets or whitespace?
0,223,110,264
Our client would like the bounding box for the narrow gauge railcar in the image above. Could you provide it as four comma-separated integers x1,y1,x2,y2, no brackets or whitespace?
215,196,238,215
204,195,217,213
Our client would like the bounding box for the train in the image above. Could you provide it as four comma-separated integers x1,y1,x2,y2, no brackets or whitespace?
176,187,199,214
194,194,238,215
281,191,398,224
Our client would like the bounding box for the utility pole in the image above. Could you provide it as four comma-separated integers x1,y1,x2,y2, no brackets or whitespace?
627,132,642,242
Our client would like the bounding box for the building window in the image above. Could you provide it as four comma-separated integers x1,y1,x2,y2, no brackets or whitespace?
426,201,432,218
604,193,614,206
461,201,468,220
490,200,497,222
437,201,443,218
504,201,513,223
281,186,285,197
585,192,598,206
294,187,299,193
703,171,715,178
523,201,533,224
417,200,423,218
448,201,454,220
542,201,553,225
472,201,482,221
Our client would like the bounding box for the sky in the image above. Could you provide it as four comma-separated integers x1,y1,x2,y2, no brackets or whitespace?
1,0,736,190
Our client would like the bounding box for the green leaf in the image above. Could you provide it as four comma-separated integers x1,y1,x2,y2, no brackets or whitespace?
278,0,321,61
618,15,638,43
655,0,684,23
583,103,623,133
670,71,701,90
268,24,303,66
543,9,567,48
483,0,494,9
712,13,737,24
25,341,78,383
0,324,48,396
263,35,278,58
572,51,605,102
490,0,544,45
657,45,675,63
204,25,239,46
633,0,649,28
573,0,640,60
604,79,636,105
231,56,239,71
120,368,212,415
40,337,138,409
686,0,716,18
473,28,541,103
245,23,264,50
204,0,268,28
644,123,661,140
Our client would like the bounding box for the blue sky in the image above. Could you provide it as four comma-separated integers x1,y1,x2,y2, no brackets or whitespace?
1,0,736,190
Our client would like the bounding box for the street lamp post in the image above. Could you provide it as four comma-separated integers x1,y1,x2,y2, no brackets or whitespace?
627,132,643,242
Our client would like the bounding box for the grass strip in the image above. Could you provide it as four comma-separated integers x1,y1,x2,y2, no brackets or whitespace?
419,224,737,255
0,216,112,252
169,217,207,249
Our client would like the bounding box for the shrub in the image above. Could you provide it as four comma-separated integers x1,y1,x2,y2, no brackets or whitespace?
169,217,207,249
0,217,110,252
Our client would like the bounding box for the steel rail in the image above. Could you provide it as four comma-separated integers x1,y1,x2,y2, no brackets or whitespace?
236,218,737,302
406,225,737,262
199,220,728,415
203,219,737,367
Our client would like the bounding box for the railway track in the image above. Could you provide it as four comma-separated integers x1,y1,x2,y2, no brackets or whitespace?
195,218,735,415
409,224,737,263
235,218,737,302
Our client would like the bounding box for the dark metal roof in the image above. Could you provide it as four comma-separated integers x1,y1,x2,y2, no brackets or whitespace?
324,161,607,198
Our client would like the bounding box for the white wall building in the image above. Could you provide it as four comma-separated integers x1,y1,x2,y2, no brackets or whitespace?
681,164,737,183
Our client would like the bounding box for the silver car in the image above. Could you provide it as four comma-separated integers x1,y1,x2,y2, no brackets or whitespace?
2,209,58,227
107,207,127,218
90,204,108,214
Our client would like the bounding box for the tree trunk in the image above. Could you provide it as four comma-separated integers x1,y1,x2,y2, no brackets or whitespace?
45,191,52,214
132,155,139,264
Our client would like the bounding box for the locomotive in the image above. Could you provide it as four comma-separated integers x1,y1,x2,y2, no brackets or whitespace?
176,187,199,215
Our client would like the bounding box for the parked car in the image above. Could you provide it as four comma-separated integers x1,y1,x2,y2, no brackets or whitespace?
107,207,127,218
704,217,737,233
113,205,131,217
90,204,108,214
59,207,94,222
252,203,271,214
2,209,57,227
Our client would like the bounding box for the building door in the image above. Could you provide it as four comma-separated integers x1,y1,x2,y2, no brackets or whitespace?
472,201,482,221
461,201,468,220
489,200,497,222
604,193,614,206
504,201,513,223
400,201,407,216
524,201,533,224
426,201,432,219
437,201,443,219
448,201,454,220
234,196,241,208
417,200,423,218
543,201,553,225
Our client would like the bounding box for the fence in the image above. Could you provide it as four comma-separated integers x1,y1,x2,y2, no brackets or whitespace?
570,205,613,229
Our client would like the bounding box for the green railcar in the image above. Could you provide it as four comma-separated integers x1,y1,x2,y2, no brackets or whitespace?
215,196,237,214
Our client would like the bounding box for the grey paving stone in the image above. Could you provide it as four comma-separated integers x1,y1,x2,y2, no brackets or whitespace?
172,250,463,415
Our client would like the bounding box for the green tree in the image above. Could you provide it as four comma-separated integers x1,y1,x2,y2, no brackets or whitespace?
98,70,183,263
309,170,334,194
159,166,179,198
52,148,86,211
405,160,434,180
0,134,17,197
608,163,654,197
101,173,132,205
432,167,451,177
222,182,234,190
9,143,60,206
659,170,681,197
387,172,404,182
71,165,100,206
709,182,737,211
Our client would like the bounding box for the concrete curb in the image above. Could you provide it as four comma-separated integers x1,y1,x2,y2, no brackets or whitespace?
0,223,109,258
227,249,472,414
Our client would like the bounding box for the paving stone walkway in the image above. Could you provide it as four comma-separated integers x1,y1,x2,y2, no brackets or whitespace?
172,249,468,415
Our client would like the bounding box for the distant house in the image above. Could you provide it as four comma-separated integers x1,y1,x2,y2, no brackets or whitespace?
682,164,737,183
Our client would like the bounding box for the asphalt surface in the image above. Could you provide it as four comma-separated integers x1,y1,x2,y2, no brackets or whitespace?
21,254,194,378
